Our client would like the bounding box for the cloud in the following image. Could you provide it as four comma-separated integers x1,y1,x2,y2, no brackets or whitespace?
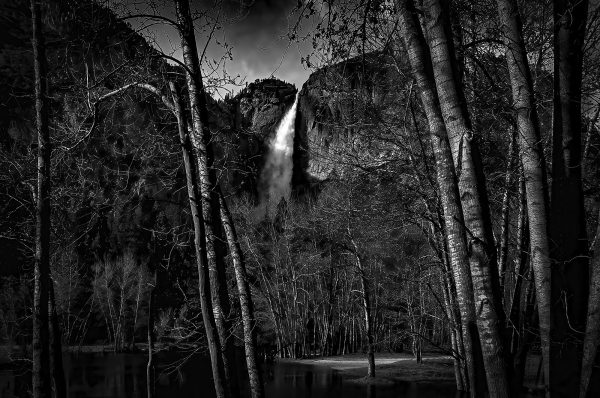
121,0,313,93
211,0,312,89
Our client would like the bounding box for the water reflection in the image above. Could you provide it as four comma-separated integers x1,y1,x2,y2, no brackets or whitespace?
264,361,460,398
0,353,461,398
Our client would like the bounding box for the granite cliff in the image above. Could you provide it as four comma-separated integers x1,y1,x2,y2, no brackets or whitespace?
294,51,413,185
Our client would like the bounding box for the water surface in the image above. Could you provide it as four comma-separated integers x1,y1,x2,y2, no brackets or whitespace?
0,352,460,398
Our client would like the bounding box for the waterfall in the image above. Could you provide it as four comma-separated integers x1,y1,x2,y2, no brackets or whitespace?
261,93,299,216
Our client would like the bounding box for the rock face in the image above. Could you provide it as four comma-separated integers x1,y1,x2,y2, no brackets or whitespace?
218,79,297,196
294,51,412,184
233,79,297,141
0,0,297,274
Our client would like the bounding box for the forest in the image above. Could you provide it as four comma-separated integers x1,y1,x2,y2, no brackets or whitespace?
0,0,599,397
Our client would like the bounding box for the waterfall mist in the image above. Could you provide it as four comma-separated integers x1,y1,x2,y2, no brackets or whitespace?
260,93,299,217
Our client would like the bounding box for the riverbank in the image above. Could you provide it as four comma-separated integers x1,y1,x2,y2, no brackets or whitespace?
279,353,457,387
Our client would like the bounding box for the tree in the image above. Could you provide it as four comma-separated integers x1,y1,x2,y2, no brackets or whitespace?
395,0,485,395
550,1,590,396
421,1,511,396
348,228,376,378
219,190,265,398
91,251,151,351
146,268,157,398
30,1,65,396
168,79,230,398
581,207,600,397
495,0,552,390
173,2,238,396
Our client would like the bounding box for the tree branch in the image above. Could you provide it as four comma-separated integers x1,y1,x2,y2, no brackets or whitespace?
67,82,175,151
120,14,179,27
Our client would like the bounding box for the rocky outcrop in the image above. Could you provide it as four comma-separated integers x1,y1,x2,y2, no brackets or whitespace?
216,79,297,196
232,79,297,140
294,51,412,183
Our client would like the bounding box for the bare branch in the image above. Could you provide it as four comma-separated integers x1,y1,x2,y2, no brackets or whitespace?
66,82,175,151
120,14,179,27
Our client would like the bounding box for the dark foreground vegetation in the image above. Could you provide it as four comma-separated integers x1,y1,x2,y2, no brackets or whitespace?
1,0,600,397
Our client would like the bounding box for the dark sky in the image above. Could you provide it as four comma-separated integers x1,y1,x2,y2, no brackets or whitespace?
119,0,316,97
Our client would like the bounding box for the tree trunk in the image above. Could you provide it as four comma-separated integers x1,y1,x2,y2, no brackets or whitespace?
508,173,529,355
437,224,468,391
146,270,156,398
499,129,518,295
412,127,467,391
423,1,511,395
396,1,483,395
349,232,375,378
551,1,590,396
512,268,537,394
218,191,265,398
168,81,229,398
31,1,52,396
441,269,466,391
49,281,66,398
360,267,376,378
581,207,600,398
496,0,552,389
428,212,468,391
173,3,237,395
507,172,532,396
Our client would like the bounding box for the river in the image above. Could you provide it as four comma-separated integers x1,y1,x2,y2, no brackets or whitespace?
0,352,461,397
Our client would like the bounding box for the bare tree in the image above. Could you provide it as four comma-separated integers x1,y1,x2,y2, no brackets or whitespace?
396,0,484,395
173,2,238,396
30,1,65,396
348,228,376,378
496,0,552,389
550,1,590,396
219,190,265,398
168,80,230,398
422,1,511,396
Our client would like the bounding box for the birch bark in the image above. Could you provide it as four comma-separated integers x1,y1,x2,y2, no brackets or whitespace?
496,0,552,389
396,1,482,394
173,1,237,395
219,191,265,398
424,2,511,395
169,81,230,398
